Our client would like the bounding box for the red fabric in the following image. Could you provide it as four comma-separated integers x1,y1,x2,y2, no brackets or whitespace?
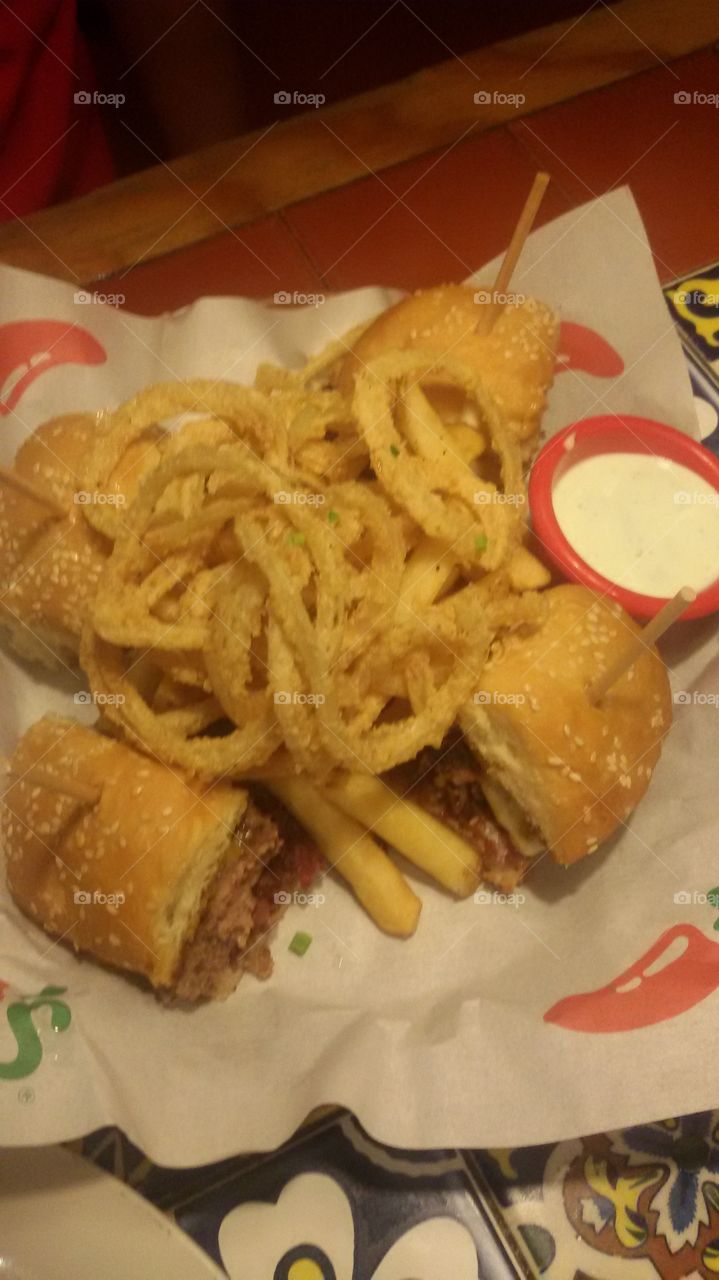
0,1,115,222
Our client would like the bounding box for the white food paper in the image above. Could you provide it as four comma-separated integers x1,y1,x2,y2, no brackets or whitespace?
1,187,716,1167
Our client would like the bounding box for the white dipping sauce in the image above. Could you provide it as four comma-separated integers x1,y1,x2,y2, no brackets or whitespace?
552,451,719,597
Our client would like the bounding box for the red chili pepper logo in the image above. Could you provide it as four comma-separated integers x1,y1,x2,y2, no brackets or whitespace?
555,321,624,378
544,923,719,1033
0,981,8,1002
0,320,106,416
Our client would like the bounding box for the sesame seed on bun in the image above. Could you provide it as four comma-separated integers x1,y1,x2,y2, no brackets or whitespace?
338,283,558,458
460,585,672,864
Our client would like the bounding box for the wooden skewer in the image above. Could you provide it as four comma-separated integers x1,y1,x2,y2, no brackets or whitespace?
0,465,67,518
3,764,100,806
588,586,696,704
492,171,550,298
475,171,550,336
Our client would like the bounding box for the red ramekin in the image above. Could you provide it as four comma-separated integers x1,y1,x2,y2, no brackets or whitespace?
528,414,719,620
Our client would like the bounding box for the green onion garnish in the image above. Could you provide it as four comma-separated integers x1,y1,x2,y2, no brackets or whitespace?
389,444,400,458
289,931,312,957
474,534,488,553
287,531,305,546
327,509,339,524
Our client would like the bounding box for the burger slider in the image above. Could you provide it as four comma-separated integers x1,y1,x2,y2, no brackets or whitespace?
337,284,559,459
383,586,672,888
0,415,108,669
2,716,324,1001
0,415,165,671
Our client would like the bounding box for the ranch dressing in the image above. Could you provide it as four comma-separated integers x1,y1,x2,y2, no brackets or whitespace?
552,452,719,597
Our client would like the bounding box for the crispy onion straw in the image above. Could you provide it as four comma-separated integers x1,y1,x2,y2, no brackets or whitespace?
352,352,524,572
85,478,522,777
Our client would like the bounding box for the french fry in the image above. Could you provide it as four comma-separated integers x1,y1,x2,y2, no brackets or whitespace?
269,778,421,937
397,383,450,465
326,773,481,898
399,535,458,611
445,421,486,463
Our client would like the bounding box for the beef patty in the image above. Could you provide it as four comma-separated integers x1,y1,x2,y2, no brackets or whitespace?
386,734,529,890
172,794,324,1002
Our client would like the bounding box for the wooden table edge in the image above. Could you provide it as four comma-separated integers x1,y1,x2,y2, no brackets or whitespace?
0,0,717,284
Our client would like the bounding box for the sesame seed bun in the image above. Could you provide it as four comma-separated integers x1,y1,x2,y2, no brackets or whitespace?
3,716,249,994
338,284,558,458
0,413,99,577
0,415,109,669
0,415,167,671
459,585,672,865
